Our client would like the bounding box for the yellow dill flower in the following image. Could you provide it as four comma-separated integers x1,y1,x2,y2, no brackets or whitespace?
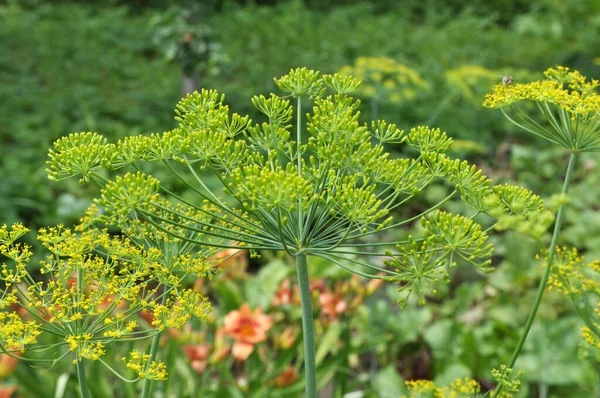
582,326,600,349
0,221,213,387
446,65,500,103
151,289,212,331
484,66,600,152
122,350,167,380
403,377,486,398
65,334,105,361
404,379,446,397
546,246,587,295
0,312,41,352
450,377,481,395
338,57,428,105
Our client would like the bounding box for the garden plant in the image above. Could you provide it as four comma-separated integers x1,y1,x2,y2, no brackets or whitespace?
3,1,600,396
24,67,548,397
484,66,600,396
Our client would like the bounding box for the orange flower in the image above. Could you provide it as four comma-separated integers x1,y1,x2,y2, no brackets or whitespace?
0,385,16,398
272,279,300,307
210,246,248,280
309,279,327,294
273,366,299,388
319,291,348,322
182,343,212,373
224,304,273,361
365,278,384,295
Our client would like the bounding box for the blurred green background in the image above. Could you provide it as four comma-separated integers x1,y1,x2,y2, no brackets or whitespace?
2,0,600,396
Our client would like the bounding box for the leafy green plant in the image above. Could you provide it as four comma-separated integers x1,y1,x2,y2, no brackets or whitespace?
43,67,544,396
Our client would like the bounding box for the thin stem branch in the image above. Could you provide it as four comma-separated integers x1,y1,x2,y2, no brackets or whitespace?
498,152,577,393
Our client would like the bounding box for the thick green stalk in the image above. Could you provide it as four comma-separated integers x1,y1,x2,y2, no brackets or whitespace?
503,152,577,376
296,254,317,398
140,293,168,398
76,357,91,398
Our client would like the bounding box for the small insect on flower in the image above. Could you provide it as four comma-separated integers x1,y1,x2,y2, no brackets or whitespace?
501,75,514,85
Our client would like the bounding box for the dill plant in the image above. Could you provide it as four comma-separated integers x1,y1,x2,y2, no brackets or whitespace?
0,208,215,397
337,57,428,120
484,66,600,394
46,68,543,396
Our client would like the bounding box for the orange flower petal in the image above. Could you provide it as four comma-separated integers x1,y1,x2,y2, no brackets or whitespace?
232,341,254,361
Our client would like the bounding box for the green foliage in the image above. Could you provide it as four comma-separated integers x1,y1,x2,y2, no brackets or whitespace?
3,1,600,396
0,2,179,227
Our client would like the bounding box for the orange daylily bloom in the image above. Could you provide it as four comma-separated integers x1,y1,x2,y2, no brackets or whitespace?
182,343,212,374
0,385,16,398
272,279,300,307
319,291,348,322
224,304,273,361
273,366,299,388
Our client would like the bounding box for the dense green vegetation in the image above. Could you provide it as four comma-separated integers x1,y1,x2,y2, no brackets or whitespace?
1,1,600,397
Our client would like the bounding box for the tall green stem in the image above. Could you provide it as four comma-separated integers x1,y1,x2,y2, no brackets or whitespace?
141,292,168,398
296,254,317,398
502,152,577,383
76,356,91,398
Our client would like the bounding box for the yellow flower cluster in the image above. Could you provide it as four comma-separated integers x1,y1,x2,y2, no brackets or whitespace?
122,350,167,380
151,289,212,331
446,65,500,103
103,319,137,338
338,57,428,104
450,377,481,395
544,247,600,355
403,377,494,397
0,312,41,352
484,66,600,122
0,219,214,379
544,66,600,92
582,326,600,349
404,379,444,397
546,247,600,296
66,334,106,362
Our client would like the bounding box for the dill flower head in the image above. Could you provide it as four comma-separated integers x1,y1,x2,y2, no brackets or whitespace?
122,350,167,380
484,66,600,152
446,65,534,105
544,246,600,351
338,57,428,104
446,64,500,104
403,377,489,397
0,221,214,381
46,67,544,309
